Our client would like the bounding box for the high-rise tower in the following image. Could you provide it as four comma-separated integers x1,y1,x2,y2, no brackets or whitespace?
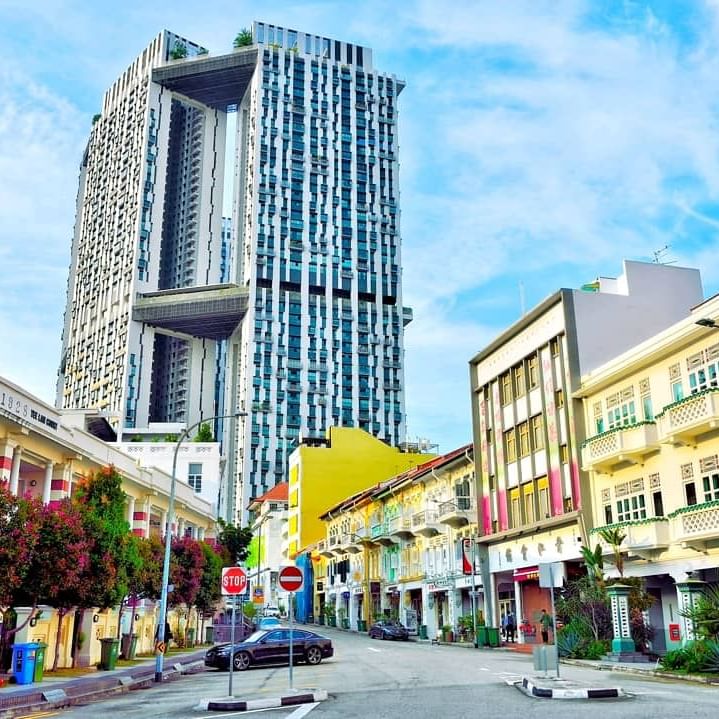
58,22,410,523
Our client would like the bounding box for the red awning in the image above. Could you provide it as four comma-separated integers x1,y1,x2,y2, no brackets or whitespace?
513,566,539,582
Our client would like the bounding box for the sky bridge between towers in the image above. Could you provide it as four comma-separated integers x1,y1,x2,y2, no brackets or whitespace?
132,283,249,340
152,48,258,110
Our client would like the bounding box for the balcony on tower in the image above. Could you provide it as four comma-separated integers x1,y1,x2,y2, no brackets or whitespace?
657,389,719,445
581,423,660,473
370,520,397,546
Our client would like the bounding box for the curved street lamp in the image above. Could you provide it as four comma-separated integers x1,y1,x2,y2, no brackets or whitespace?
154,411,246,683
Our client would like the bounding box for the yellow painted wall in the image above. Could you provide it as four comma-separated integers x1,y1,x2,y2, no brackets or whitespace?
289,427,432,553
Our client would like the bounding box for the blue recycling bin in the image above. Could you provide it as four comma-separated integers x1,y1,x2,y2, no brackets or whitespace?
11,643,38,685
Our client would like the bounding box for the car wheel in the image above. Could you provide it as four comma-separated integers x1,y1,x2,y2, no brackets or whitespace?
234,652,251,671
306,646,323,665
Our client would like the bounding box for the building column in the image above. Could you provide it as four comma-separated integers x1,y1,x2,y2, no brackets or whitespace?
514,580,524,644
42,461,54,505
197,526,205,541
48,463,71,507
161,510,168,537
127,496,136,527
177,518,185,537
9,445,22,495
676,577,707,644
144,498,151,538
0,439,18,486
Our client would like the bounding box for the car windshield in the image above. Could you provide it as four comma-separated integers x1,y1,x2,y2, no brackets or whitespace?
243,630,268,643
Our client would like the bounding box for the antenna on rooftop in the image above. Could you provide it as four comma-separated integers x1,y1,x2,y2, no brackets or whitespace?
652,245,676,265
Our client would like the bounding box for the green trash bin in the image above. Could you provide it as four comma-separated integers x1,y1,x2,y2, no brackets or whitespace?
357,620,367,632
99,638,120,670
186,628,196,647
33,643,47,682
487,627,500,647
205,626,214,644
477,626,489,646
419,625,428,640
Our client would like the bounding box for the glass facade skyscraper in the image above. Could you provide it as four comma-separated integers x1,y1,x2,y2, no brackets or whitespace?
57,23,410,523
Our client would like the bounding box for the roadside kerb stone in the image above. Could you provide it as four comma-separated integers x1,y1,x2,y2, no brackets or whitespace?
196,689,329,712
517,675,625,700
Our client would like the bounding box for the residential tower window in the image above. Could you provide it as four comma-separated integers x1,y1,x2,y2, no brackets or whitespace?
607,400,636,430
513,364,526,397
555,388,564,408
689,363,719,394
501,372,512,405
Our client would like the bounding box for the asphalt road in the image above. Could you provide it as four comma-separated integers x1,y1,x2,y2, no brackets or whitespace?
36,628,719,719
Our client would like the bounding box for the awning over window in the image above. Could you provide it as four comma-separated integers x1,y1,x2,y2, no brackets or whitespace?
513,565,539,582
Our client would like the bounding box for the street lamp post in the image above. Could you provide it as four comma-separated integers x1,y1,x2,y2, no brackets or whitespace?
154,411,246,683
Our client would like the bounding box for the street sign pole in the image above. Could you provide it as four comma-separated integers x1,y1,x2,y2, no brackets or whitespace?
549,563,559,678
229,594,236,697
288,591,294,691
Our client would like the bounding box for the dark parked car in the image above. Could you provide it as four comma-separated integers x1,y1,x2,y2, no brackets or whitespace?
368,620,410,641
205,628,334,671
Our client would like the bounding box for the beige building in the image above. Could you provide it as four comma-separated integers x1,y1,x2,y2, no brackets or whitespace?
577,294,719,653
1,374,217,668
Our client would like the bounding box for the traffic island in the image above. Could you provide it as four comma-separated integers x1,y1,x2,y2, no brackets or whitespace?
196,689,328,712
516,675,626,700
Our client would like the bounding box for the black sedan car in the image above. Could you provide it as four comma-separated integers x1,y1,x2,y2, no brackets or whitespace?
368,620,410,640
205,628,334,671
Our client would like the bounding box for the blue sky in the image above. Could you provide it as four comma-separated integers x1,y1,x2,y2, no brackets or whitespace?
2,0,719,454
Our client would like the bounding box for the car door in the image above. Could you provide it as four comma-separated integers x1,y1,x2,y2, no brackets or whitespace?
254,630,285,663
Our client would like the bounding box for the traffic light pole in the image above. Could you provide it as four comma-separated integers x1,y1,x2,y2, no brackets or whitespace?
288,592,294,691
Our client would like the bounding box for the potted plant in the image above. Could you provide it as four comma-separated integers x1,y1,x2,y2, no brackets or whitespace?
441,624,454,642
323,603,336,627
337,605,349,629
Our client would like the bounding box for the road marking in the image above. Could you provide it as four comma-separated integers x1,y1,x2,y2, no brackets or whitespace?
479,667,489,671
288,702,320,718
367,647,381,653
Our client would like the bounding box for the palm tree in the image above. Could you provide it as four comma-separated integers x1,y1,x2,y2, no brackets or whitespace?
233,29,253,48
598,528,626,578
581,543,605,587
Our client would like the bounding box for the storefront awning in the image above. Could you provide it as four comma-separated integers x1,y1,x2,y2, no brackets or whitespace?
513,565,539,582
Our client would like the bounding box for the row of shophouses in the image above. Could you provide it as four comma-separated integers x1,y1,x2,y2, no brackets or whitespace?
294,261,719,652
0,375,220,668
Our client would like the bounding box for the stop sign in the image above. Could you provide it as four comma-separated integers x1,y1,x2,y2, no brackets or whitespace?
278,565,304,592
221,566,247,595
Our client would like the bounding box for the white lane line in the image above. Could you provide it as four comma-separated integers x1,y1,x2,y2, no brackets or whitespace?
288,702,320,718
367,647,381,652
479,667,489,671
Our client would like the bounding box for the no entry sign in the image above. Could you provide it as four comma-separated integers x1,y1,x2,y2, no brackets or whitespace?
278,565,304,592
221,566,248,595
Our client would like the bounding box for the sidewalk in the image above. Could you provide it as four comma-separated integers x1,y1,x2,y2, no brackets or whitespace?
0,648,207,719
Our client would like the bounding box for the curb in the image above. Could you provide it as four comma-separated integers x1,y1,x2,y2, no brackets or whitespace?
519,677,624,700
196,689,328,712
0,656,206,719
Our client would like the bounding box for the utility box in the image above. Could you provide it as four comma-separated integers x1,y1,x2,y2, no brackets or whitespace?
533,644,558,672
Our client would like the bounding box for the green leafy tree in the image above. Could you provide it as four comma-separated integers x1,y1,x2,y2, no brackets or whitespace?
233,28,253,48
169,41,187,59
216,519,253,565
580,543,605,587
169,536,204,608
193,422,213,442
0,487,43,661
29,499,92,670
71,467,138,664
195,542,223,642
